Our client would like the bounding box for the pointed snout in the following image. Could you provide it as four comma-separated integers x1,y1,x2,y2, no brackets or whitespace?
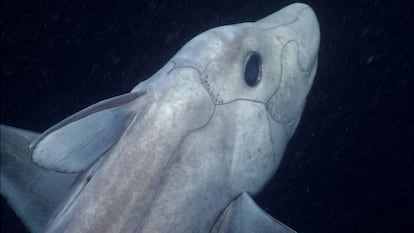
258,3,320,41
258,3,320,71
287,3,320,67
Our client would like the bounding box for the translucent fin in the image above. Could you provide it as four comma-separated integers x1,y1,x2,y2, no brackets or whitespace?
31,91,145,173
211,192,297,233
0,125,77,233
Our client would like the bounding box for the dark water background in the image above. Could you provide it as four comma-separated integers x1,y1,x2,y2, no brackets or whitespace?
1,0,413,232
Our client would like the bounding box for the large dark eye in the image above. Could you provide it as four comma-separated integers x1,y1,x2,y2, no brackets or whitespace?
244,52,262,87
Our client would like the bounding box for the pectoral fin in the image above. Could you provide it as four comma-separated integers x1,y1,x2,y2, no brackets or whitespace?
32,91,146,173
211,192,296,233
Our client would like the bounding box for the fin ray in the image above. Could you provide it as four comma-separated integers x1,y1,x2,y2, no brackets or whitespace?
211,192,296,233
32,91,145,173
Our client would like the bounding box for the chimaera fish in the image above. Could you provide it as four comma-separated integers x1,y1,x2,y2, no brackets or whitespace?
1,3,319,233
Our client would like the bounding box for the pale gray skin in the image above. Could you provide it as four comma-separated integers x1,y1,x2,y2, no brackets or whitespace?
0,3,319,233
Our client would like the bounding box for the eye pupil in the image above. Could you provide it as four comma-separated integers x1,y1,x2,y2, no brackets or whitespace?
244,53,262,86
